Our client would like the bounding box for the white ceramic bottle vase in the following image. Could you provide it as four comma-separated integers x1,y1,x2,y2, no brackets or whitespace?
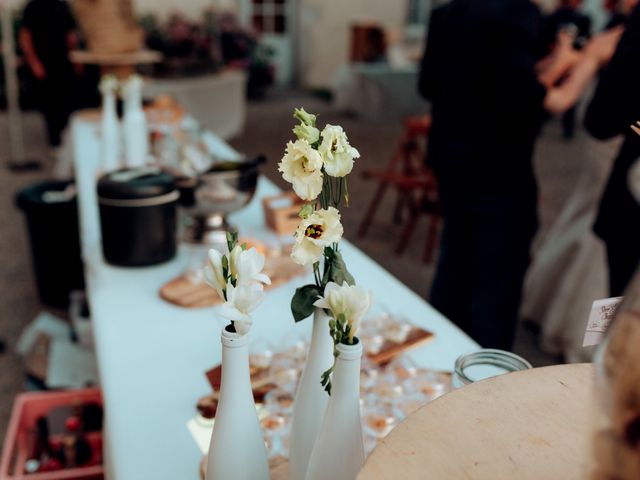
205,327,269,480
99,77,120,172
122,75,148,168
288,308,334,480
305,340,365,480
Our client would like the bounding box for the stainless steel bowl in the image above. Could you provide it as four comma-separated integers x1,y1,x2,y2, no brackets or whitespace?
178,156,264,245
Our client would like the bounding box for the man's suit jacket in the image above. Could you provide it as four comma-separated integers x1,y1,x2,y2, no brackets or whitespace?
418,0,546,192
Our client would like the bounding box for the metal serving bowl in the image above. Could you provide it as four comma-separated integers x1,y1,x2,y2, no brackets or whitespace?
178,156,265,245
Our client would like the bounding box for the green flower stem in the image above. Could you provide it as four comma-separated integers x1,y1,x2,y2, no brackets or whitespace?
320,173,330,210
321,313,357,395
313,261,322,287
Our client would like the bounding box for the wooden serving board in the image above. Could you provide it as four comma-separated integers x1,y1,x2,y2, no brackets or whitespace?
159,255,306,308
368,327,435,365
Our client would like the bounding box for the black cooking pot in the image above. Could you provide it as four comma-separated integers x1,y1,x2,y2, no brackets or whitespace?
97,167,178,267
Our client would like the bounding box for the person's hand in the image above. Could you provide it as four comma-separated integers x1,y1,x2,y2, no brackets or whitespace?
30,60,46,81
555,38,581,71
537,31,581,88
585,27,624,67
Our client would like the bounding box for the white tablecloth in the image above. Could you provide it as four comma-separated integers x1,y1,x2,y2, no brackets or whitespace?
71,113,477,480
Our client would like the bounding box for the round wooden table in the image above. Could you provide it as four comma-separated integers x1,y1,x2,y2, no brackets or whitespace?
358,363,594,480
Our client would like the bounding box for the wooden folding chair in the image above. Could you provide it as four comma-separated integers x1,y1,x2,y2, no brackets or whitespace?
357,115,441,263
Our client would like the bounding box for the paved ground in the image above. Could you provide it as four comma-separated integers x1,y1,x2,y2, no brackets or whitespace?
0,89,597,442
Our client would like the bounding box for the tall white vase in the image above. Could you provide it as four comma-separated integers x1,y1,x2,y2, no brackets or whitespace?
289,308,334,480
100,87,120,172
205,327,269,480
122,75,148,168
305,340,365,480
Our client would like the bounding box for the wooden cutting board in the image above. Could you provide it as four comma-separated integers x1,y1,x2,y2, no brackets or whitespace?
159,254,307,308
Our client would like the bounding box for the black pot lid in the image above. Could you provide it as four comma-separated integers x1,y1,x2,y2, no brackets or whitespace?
98,167,176,200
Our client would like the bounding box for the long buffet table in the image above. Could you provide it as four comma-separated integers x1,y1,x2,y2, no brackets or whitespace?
70,111,478,479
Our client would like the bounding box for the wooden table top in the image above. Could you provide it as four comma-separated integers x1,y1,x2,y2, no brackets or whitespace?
358,363,594,480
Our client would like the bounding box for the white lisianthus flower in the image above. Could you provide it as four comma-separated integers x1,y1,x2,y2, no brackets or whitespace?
230,246,272,286
218,283,265,335
291,207,343,266
204,249,227,300
278,139,324,201
293,123,320,144
318,124,360,178
314,281,371,343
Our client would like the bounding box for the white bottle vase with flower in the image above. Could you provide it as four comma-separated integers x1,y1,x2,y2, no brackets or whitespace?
122,74,148,168
99,75,120,172
278,108,369,480
288,307,333,480
204,232,271,480
305,282,370,480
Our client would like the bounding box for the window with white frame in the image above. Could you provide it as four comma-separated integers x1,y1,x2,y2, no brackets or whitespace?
251,0,288,34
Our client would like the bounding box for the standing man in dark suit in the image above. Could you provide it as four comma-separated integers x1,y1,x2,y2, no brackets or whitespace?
19,0,79,149
418,0,547,349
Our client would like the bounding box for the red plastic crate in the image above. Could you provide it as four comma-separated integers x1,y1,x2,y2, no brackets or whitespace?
0,389,104,480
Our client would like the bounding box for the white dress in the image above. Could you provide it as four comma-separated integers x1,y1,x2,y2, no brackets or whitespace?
521,110,620,362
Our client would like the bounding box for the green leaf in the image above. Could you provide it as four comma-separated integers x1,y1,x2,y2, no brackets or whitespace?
320,365,334,396
226,230,239,252
221,255,229,280
291,284,322,322
323,248,355,286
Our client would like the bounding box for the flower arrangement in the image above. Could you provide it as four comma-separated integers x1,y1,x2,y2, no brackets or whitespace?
279,108,371,393
204,231,271,335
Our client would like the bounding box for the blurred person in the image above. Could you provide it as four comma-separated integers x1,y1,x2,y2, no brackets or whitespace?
541,0,592,139
518,25,626,362
543,3,636,296
584,1,640,296
19,0,79,148
418,0,588,349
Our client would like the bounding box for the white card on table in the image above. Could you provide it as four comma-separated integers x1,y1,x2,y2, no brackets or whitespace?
583,297,624,347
